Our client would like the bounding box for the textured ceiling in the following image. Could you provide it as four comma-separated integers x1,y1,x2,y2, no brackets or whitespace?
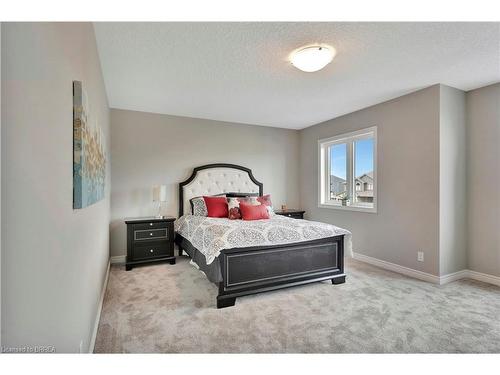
94,22,500,129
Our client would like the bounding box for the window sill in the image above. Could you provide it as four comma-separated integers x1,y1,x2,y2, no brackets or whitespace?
318,203,377,213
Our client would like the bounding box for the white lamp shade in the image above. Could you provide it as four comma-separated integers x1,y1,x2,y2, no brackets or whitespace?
290,45,336,72
153,185,167,202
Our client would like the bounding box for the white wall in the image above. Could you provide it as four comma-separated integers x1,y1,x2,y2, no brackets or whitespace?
1,23,110,352
300,85,441,276
466,83,500,277
110,109,300,257
439,85,467,275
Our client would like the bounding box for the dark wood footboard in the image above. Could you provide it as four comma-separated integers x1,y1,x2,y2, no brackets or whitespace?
217,235,345,308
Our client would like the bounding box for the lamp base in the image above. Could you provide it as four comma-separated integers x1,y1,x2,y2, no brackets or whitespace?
155,201,166,219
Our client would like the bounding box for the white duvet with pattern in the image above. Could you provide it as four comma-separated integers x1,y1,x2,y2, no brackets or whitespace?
174,214,353,265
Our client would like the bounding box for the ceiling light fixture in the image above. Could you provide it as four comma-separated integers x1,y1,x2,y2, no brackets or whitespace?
290,45,336,72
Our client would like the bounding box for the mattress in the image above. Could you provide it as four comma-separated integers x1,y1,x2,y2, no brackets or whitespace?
175,214,352,270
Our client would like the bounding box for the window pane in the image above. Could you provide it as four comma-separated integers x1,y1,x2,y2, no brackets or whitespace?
329,143,347,202
354,138,374,207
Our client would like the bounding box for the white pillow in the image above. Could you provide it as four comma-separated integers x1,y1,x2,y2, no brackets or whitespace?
248,196,261,206
228,198,241,220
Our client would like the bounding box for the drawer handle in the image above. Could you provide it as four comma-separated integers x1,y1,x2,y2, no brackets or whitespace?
149,223,153,226
150,233,153,236
150,249,154,253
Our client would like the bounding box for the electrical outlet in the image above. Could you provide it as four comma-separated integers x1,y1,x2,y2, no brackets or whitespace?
417,251,424,262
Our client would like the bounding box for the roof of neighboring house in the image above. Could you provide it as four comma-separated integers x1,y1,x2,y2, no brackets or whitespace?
331,172,373,185
356,172,373,182
330,175,346,184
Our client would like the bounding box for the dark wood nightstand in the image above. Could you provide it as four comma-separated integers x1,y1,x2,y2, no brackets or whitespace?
274,209,305,219
125,217,176,271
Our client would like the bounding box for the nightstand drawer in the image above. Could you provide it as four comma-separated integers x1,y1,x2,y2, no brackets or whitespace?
132,221,168,231
134,228,168,241
133,242,170,260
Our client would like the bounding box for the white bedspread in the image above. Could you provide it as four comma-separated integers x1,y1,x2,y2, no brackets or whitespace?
175,214,352,265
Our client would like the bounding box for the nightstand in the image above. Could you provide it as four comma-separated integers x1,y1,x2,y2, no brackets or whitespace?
125,217,176,271
274,209,305,219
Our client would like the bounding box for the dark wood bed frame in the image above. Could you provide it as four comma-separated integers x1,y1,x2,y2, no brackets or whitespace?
177,163,346,308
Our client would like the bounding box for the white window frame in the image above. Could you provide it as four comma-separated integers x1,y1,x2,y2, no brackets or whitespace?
318,126,377,213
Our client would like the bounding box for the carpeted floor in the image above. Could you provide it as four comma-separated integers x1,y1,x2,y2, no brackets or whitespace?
94,256,500,353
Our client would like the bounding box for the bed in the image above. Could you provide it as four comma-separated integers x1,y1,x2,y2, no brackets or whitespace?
175,163,352,308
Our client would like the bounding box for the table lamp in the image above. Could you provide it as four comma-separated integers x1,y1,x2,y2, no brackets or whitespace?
152,185,167,218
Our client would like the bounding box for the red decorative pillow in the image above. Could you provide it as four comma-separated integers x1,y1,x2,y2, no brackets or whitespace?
203,196,228,218
240,202,270,220
257,194,273,207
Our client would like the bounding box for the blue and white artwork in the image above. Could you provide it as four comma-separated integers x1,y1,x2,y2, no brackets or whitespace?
73,81,106,208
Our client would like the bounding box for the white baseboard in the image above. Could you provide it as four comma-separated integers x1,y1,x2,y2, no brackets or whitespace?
439,270,469,285
88,260,110,353
353,252,500,287
110,255,126,264
353,252,440,284
466,270,500,287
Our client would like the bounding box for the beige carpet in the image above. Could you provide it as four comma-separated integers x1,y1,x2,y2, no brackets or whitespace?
94,256,500,353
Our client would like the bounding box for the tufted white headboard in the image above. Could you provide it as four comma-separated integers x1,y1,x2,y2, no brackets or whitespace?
179,164,263,216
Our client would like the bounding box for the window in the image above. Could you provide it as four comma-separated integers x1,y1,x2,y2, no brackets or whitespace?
318,126,377,212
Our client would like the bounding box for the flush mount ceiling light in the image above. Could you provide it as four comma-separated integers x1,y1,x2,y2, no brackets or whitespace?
290,45,336,72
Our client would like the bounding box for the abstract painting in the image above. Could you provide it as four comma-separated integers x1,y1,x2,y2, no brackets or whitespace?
73,81,106,208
